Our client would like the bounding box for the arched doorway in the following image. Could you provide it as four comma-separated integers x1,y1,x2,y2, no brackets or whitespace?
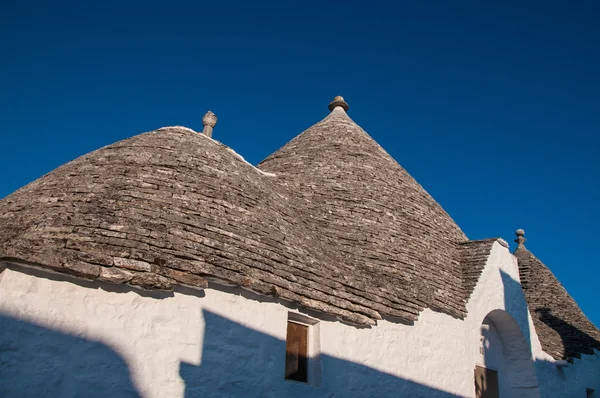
475,309,540,398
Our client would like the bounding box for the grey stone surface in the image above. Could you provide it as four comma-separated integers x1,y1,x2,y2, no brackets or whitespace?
458,238,497,301
202,111,217,138
0,109,475,325
259,107,469,320
1,102,596,363
514,243,600,360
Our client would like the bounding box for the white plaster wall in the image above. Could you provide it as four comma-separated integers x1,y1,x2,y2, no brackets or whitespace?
535,351,600,398
465,244,600,397
480,319,511,397
0,243,597,398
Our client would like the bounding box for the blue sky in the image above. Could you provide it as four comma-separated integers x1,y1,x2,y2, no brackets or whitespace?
1,1,599,326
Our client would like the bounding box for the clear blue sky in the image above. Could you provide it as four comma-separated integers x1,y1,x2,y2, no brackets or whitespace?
1,1,599,326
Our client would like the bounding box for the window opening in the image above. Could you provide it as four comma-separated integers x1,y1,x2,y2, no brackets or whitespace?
285,320,308,382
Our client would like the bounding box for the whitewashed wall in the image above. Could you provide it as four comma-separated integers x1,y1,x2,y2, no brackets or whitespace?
0,242,597,397
535,353,600,397
480,318,511,397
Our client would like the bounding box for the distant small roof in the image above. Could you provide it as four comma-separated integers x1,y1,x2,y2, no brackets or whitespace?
514,233,600,360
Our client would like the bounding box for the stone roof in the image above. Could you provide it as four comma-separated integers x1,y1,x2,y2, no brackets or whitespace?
258,105,470,319
514,238,600,360
0,98,478,326
0,96,596,349
458,238,498,301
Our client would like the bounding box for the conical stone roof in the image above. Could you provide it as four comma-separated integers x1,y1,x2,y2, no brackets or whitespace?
259,104,468,318
514,238,600,360
0,99,477,325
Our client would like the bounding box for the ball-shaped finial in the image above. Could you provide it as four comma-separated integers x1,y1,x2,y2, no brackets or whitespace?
328,95,349,112
202,111,217,127
514,228,526,246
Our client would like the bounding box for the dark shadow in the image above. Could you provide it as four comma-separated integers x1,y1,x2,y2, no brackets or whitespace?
535,308,600,360
500,269,532,352
0,313,140,398
179,310,462,398
0,265,596,397
499,268,600,396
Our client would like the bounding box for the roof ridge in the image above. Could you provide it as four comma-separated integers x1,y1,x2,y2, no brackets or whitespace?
459,238,497,304
459,237,502,245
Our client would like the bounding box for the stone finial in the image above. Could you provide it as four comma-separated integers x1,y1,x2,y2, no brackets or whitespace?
328,96,349,112
202,111,217,138
515,229,526,247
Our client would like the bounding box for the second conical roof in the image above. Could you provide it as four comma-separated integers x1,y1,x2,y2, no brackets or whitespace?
259,104,468,318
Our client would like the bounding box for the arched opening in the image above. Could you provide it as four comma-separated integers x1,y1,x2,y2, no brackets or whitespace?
475,309,540,398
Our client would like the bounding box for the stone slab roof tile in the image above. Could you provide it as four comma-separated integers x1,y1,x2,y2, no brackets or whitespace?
0,105,474,325
514,245,600,360
259,107,469,319
5,100,594,340
458,238,497,301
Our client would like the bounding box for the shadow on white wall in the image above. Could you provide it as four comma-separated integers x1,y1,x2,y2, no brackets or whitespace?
0,313,140,397
0,266,598,397
179,309,463,398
